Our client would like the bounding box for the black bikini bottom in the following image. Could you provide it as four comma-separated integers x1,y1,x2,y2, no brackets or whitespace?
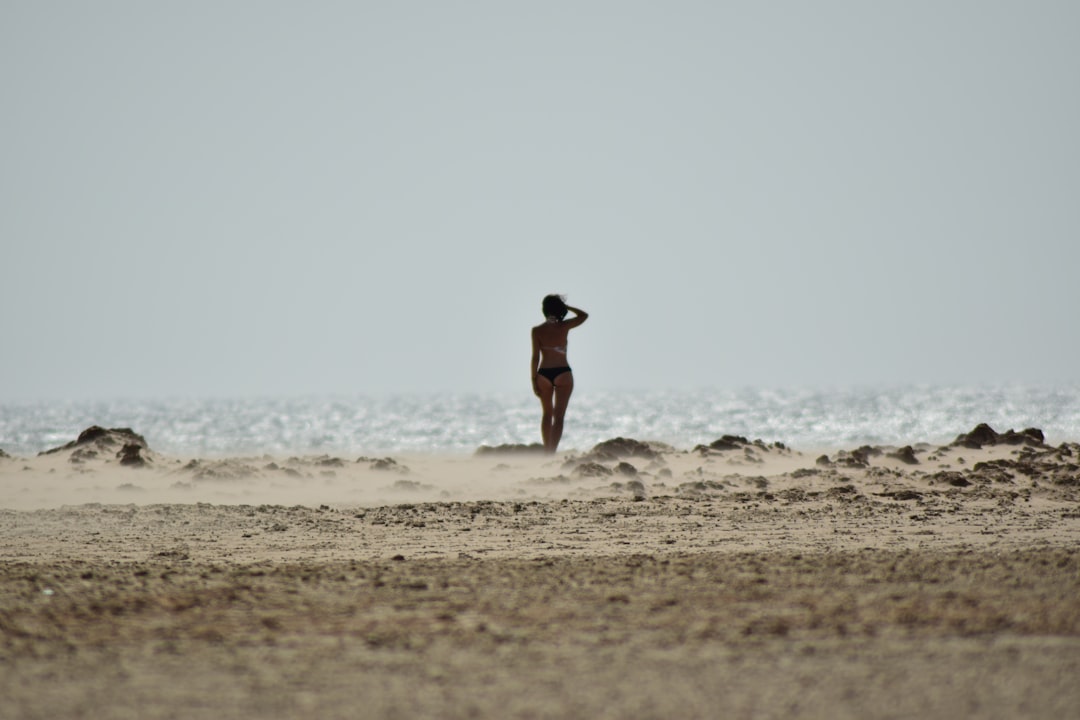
536,366,572,383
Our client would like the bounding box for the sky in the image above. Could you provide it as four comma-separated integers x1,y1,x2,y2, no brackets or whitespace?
2,1,1078,400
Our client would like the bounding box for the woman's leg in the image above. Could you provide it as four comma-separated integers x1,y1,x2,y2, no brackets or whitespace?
536,377,556,451
550,374,574,452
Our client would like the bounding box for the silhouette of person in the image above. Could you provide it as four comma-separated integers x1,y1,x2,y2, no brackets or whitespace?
531,295,588,453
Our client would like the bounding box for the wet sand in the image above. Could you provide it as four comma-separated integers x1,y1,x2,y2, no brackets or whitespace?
1,426,1078,718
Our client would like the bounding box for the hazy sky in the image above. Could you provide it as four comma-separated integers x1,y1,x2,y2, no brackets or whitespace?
3,2,1078,400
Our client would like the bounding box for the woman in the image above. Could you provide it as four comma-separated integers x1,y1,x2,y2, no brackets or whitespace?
531,295,588,453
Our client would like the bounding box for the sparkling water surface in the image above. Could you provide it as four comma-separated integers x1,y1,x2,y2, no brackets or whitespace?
2,385,1079,457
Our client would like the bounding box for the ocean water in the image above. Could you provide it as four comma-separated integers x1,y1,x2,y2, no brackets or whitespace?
2,385,1079,458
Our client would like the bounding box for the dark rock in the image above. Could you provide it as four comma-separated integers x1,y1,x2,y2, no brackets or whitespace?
970,459,1017,484
888,446,920,465
953,423,1000,449
0,448,10,460
474,443,546,456
76,426,111,444
1000,428,1046,446
69,447,98,464
834,449,869,468
573,462,613,478
40,426,149,456
952,424,1046,450
371,458,408,473
185,460,259,481
816,454,832,467
709,435,749,451
614,462,638,477
117,443,147,467
971,454,1080,485
590,437,660,460
930,471,971,487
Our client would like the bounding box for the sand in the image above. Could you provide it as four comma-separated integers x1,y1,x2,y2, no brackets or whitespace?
1,425,1079,719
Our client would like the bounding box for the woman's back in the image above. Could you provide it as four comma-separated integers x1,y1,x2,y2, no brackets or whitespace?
534,321,571,366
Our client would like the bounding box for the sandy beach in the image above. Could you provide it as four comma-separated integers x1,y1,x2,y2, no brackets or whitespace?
2,425,1079,719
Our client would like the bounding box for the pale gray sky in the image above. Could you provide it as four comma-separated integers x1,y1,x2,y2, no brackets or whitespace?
2,1,1077,400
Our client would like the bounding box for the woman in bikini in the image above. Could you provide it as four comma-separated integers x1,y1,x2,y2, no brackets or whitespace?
531,295,588,453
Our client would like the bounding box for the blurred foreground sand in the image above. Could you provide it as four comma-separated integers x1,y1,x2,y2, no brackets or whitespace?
1,427,1078,718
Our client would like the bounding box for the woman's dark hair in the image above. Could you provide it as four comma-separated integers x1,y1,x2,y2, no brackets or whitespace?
542,294,568,320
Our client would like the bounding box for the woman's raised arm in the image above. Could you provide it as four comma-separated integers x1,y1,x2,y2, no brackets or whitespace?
562,305,588,329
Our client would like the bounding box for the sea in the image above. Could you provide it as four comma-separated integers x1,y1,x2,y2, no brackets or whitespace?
2,385,1079,458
